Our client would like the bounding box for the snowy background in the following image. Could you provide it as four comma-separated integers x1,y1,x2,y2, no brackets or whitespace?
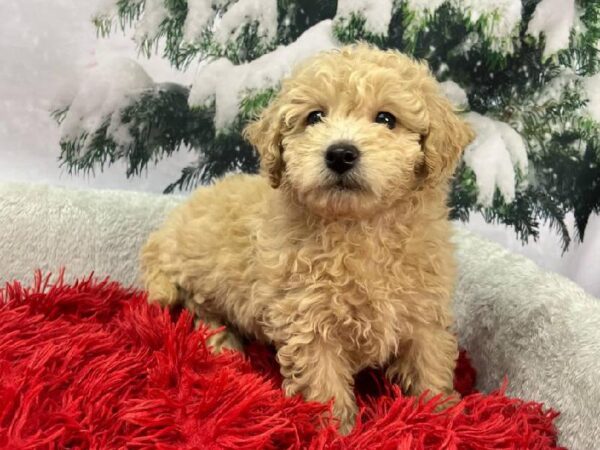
0,0,598,297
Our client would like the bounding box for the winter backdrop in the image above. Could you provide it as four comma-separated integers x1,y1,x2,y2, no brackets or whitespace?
0,0,598,296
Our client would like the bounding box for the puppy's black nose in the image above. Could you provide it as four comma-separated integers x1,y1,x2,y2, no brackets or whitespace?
325,144,359,174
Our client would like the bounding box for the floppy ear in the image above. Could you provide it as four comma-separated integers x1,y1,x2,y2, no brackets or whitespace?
420,88,474,186
243,99,284,188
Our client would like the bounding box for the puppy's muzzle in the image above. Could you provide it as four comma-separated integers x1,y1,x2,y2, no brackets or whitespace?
325,143,360,174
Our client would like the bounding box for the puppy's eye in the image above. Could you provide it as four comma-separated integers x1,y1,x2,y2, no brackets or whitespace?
306,110,325,126
375,112,396,129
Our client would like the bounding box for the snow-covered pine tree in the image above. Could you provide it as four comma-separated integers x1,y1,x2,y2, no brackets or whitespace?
53,0,600,249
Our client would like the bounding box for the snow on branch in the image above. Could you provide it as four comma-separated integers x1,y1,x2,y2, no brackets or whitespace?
404,0,522,53
533,68,600,125
58,58,154,152
535,68,578,105
439,80,469,109
182,0,277,47
527,0,576,59
182,0,215,43
213,0,277,46
437,80,529,206
456,0,522,53
94,0,120,19
463,112,528,206
583,73,600,123
189,20,339,129
405,0,446,17
335,0,394,35
134,0,169,44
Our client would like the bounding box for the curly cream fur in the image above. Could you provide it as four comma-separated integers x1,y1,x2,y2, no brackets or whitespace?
140,44,474,434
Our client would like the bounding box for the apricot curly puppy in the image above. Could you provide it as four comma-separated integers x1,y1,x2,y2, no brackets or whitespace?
141,44,474,434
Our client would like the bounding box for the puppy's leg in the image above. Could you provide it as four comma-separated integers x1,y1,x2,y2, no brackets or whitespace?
140,233,179,306
141,231,241,353
277,336,357,435
144,271,179,306
185,295,243,354
386,325,458,406
199,316,244,354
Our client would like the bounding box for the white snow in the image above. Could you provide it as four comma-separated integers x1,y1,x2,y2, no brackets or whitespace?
59,58,154,151
463,112,528,205
183,0,278,46
406,0,522,52
583,73,600,123
405,0,446,16
182,0,214,44
534,68,600,128
454,32,481,55
93,0,120,18
335,0,394,35
527,0,576,58
214,0,278,46
403,0,446,36
493,120,528,175
453,0,522,53
439,80,468,109
134,0,169,44
188,57,234,111
535,68,577,105
189,20,339,129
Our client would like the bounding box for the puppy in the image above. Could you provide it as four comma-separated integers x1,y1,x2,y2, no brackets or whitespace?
141,44,474,434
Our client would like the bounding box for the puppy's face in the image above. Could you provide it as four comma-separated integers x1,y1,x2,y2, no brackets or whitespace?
245,45,473,218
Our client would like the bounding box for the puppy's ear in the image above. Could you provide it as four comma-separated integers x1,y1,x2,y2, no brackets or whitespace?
243,99,284,188
420,88,474,186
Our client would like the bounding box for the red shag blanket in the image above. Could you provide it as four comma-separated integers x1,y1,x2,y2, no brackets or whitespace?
0,272,563,449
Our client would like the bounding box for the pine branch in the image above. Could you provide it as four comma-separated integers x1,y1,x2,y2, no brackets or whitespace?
333,13,387,47
449,164,541,244
164,129,258,193
568,0,600,74
56,83,211,177
277,0,337,44
164,159,207,193
93,0,338,70
573,140,600,240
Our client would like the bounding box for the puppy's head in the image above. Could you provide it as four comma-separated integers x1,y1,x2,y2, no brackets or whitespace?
244,44,474,218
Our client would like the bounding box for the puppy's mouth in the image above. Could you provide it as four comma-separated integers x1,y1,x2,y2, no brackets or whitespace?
331,177,363,191
296,172,378,218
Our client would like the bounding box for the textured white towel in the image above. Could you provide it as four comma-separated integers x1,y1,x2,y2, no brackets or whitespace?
1,182,598,449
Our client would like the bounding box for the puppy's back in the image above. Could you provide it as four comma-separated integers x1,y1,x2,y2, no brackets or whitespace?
140,173,271,306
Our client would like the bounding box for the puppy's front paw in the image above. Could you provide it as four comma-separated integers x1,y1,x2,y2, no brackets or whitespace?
429,390,461,412
333,401,357,436
194,317,244,353
145,274,179,307
282,379,357,435
277,340,357,435
206,329,244,354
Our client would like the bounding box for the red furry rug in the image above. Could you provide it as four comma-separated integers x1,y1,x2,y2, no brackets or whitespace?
0,272,563,449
